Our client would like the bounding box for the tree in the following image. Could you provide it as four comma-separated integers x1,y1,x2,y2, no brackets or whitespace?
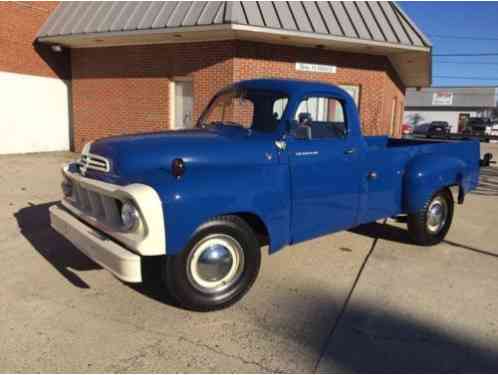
408,113,424,126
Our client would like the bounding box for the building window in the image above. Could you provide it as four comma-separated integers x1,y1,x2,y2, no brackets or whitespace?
170,78,193,129
339,85,360,107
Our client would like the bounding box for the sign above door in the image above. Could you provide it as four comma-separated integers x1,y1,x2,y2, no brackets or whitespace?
295,62,337,74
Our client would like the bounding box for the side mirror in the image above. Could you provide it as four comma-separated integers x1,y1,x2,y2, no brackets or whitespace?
293,125,312,140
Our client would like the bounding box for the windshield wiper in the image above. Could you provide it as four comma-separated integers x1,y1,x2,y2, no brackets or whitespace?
200,121,245,129
222,121,245,128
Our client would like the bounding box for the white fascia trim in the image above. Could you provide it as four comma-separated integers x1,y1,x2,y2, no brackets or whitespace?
37,23,431,54
36,24,233,45
230,24,431,54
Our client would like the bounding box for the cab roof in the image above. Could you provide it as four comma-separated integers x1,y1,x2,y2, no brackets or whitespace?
231,78,351,98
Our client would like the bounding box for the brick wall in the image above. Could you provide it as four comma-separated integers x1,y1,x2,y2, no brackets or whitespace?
70,40,405,151
234,41,404,136
382,64,405,138
71,41,235,151
0,1,69,79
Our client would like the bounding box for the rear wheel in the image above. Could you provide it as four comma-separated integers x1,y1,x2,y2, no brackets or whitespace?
407,189,454,246
164,216,261,311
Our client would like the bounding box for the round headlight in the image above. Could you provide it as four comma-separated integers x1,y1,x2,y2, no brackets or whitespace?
121,201,140,231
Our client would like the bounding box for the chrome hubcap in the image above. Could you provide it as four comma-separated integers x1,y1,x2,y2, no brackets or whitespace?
187,234,244,294
426,196,448,234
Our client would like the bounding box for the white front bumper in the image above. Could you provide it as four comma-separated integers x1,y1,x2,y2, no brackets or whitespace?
61,164,166,256
50,205,142,283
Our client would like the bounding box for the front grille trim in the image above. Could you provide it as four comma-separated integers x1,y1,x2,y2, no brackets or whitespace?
66,179,121,230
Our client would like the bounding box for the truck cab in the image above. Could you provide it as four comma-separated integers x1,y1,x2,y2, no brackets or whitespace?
50,79,486,311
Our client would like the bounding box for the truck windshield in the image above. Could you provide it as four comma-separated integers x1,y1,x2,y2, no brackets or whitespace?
197,88,289,133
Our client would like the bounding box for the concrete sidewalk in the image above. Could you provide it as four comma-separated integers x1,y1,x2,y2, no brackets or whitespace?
1,145,497,372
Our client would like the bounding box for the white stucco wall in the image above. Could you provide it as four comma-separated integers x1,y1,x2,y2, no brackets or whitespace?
0,71,69,154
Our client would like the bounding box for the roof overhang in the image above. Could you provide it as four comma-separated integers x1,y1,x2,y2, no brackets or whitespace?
37,24,432,87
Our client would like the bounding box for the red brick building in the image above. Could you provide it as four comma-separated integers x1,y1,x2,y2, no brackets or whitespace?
2,2,432,153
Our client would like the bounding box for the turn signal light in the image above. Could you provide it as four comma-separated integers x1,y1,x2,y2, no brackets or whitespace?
172,158,185,179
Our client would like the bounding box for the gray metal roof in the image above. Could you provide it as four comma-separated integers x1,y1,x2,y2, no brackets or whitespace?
406,87,498,108
37,1,430,48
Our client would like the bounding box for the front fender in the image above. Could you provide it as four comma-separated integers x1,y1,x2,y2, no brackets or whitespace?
403,154,466,213
149,164,291,255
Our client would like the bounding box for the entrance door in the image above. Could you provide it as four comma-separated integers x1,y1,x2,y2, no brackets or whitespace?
174,80,194,129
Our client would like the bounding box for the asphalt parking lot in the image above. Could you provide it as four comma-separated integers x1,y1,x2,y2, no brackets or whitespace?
1,144,498,373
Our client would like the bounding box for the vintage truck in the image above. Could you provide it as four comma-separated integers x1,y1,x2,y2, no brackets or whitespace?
50,79,492,311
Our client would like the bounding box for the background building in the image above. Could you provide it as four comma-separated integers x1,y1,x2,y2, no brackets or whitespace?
1,1,432,153
404,87,498,133
0,1,70,154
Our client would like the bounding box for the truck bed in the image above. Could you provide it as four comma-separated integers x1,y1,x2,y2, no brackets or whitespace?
359,135,480,224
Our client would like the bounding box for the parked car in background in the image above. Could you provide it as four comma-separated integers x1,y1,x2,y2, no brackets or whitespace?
464,117,492,137
490,121,498,143
413,121,450,138
401,123,413,136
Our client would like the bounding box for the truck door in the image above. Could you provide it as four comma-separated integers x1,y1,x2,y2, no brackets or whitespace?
286,95,362,243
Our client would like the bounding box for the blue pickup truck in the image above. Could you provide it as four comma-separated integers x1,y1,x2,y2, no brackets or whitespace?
50,79,491,311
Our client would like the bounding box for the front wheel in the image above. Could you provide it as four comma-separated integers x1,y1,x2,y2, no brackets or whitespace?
164,216,261,311
407,189,454,246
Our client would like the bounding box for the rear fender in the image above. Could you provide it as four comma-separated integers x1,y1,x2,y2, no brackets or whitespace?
403,155,466,213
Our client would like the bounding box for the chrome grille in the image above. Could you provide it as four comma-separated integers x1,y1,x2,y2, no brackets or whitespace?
68,181,121,228
78,153,110,174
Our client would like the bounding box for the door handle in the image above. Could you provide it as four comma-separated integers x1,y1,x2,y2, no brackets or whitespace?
368,171,378,180
344,148,356,155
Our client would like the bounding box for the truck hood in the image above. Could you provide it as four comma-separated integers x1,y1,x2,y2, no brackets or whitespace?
86,126,277,183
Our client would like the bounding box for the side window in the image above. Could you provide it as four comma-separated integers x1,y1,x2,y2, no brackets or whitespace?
295,96,347,139
273,97,288,120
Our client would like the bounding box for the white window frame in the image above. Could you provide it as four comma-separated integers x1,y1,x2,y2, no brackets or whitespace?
339,84,360,107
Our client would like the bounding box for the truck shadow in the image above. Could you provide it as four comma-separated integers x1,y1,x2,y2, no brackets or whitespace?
471,167,498,197
351,221,498,259
15,201,180,306
351,221,413,245
14,206,498,371
127,257,180,307
247,286,498,372
14,202,101,289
